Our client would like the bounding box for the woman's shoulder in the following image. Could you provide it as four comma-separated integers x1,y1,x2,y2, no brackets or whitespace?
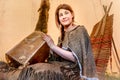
72,25,87,33
76,25,86,30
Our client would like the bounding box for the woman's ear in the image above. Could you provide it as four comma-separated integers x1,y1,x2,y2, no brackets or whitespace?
72,13,74,21
71,13,74,17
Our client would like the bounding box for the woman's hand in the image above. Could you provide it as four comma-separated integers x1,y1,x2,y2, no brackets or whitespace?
42,34,55,49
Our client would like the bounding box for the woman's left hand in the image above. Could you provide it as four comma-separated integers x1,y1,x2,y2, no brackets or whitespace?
42,34,55,49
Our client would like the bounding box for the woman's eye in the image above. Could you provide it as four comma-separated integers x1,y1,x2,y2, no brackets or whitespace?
59,13,63,17
65,11,69,14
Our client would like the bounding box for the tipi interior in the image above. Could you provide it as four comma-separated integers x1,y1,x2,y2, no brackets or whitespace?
0,0,120,79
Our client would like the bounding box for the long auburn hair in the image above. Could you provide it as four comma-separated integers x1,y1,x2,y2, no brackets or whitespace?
55,4,74,41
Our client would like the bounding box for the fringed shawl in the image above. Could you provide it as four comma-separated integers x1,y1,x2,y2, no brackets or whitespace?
17,62,65,80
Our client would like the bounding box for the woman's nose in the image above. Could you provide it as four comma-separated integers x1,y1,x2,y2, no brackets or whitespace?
62,15,66,19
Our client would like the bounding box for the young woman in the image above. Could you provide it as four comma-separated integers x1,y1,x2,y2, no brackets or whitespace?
43,4,99,80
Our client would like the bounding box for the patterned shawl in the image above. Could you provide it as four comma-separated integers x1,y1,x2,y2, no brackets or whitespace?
59,25,98,78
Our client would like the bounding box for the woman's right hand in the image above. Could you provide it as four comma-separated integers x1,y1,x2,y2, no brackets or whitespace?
42,34,55,49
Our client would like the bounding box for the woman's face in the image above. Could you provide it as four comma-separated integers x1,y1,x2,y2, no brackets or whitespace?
58,9,73,27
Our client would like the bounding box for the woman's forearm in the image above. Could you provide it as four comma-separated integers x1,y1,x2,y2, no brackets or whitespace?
51,45,76,62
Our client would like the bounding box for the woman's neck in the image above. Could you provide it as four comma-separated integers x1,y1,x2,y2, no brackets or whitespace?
64,24,77,32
